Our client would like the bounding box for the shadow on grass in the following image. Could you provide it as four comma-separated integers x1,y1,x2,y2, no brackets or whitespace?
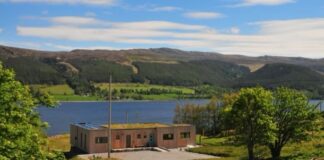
64,147,87,159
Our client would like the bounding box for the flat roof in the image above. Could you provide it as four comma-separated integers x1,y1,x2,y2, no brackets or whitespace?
101,123,169,129
73,122,192,130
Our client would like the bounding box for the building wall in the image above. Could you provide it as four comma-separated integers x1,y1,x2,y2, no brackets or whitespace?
113,128,156,148
70,125,91,153
87,129,108,153
86,128,157,153
70,124,196,154
156,126,195,148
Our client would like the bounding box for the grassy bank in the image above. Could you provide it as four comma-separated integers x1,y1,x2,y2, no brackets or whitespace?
189,130,324,160
47,134,118,160
31,83,196,101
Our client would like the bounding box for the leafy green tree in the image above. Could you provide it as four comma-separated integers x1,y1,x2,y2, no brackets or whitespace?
0,63,60,160
268,87,321,160
205,97,222,135
230,87,276,160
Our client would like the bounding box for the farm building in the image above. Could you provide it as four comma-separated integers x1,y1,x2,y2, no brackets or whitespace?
70,123,196,153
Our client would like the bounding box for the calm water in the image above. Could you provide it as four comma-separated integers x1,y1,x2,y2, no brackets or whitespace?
38,99,324,136
38,99,209,135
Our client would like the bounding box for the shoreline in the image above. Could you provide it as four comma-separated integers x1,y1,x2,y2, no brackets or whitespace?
56,99,324,103
57,98,210,103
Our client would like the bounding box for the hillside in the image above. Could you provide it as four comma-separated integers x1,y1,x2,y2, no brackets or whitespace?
0,45,250,87
1,44,324,98
236,63,324,97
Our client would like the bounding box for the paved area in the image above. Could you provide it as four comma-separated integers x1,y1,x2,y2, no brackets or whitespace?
78,149,218,160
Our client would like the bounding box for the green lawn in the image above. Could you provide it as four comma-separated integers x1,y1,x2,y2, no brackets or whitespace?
96,83,195,94
30,84,74,95
47,135,119,160
30,84,103,101
30,83,196,101
189,130,324,160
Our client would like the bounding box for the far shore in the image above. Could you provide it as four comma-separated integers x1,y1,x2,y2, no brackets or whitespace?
56,98,209,103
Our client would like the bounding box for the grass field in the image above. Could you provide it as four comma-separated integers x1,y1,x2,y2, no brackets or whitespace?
96,83,195,94
30,83,196,101
53,95,103,101
30,84,104,101
47,134,118,160
30,84,75,95
189,130,324,160
96,83,195,100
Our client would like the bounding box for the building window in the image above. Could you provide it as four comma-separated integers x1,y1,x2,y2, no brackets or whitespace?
95,137,108,144
163,133,174,140
137,134,141,139
116,135,120,140
143,135,147,139
180,132,190,139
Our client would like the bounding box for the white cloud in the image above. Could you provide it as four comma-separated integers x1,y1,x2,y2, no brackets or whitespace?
2,0,117,5
149,6,182,12
184,12,223,19
230,27,240,34
50,16,106,26
49,16,211,30
16,16,324,58
43,43,122,51
233,0,295,7
110,21,211,31
0,41,123,51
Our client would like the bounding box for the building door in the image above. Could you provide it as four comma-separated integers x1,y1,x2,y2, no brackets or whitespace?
149,134,154,147
126,135,131,148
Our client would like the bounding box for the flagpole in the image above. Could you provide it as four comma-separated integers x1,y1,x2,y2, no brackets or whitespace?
108,74,112,158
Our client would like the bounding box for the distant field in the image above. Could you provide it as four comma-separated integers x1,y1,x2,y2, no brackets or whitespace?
96,83,195,94
30,83,195,101
30,84,74,95
30,84,103,101
53,95,102,101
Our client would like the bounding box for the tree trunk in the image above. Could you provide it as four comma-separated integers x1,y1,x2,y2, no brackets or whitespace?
248,143,254,160
270,147,282,160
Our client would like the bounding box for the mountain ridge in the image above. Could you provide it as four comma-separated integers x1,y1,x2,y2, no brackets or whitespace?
1,44,324,98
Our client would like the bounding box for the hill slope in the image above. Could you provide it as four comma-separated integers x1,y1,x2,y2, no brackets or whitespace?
1,44,324,98
236,63,324,97
0,45,250,86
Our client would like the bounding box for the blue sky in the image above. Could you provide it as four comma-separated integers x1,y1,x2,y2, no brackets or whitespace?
0,0,324,58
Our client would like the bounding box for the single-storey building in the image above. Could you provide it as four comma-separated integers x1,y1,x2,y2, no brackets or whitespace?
70,123,196,153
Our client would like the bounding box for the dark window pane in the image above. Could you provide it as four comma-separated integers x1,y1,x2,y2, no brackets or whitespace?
95,137,108,144
163,133,174,140
180,132,190,139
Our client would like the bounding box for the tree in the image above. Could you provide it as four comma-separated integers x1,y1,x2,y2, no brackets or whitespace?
230,87,276,160
221,92,239,133
0,63,60,160
268,87,321,160
205,97,222,135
